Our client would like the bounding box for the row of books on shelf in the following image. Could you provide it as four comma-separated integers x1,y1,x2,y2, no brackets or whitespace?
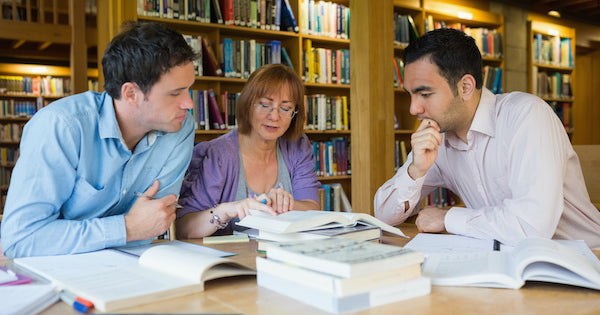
549,101,572,129
300,0,349,39
0,167,11,187
0,76,99,97
393,13,418,46
138,0,300,33
0,123,24,142
0,99,42,118
394,140,408,171
392,57,404,88
303,39,350,85
0,147,18,167
425,17,503,59
305,94,349,131
313,137,350,177
531,68,572,99
184,34,293,78
221,38,291,78
318,183,351,213
422,187,458,208
533,34,573,68
483,66,503,94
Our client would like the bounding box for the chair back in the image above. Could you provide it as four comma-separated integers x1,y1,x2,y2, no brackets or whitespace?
573,145,600,210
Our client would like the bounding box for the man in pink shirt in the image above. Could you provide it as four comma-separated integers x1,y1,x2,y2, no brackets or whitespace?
374,28,600,249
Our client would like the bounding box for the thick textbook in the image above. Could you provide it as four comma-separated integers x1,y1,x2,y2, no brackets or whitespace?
256,256,421,297
14,245,255,312
420,237,600,290
258,271,430,314
266,238,424,278
236,209,407,237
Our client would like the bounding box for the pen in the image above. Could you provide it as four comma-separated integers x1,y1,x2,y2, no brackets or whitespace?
134,191,183,209
493,239,501,251
59,290,93,313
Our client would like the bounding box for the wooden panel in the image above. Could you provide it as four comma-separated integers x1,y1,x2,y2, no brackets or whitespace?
70,0,88,93
0,20,70,43
350,0,395,214
572,145,600,209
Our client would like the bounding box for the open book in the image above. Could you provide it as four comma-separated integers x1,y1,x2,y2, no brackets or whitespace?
236,210,407,237
14,244,256,312
415,236,600,290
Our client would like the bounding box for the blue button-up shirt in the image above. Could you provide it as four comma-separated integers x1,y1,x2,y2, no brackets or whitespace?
0,91,194,258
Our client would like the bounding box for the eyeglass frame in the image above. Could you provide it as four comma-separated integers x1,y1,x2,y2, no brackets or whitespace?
254,101,298,119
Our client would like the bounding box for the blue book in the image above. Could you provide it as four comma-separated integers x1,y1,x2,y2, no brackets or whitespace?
280,0,299,33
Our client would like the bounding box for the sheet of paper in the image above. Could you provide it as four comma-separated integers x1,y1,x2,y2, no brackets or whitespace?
0,282,58,315
115,240,235,257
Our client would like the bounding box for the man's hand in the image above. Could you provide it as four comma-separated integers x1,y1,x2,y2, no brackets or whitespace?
125,180,178,242
408,119,442,180
415,206,448,233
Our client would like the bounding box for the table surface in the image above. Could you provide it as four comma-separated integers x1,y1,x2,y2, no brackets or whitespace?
7,223,600,315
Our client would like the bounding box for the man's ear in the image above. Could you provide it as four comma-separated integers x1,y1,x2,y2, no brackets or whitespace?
121,82,141,105
459,74,476,101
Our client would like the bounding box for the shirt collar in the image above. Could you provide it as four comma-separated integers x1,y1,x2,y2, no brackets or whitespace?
445,87,497,149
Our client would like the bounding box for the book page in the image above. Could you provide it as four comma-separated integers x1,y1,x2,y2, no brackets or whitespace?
422,251,521,288
115,240,235,257
339,212,407,237
138,245,255,282
511,238,600,290
404,233,498,255
237,210,350,233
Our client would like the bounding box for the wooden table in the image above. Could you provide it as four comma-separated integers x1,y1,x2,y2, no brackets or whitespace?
14,224,600,314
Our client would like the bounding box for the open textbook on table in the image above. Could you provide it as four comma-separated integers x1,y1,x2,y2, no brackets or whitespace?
13,241,255,312
405,234,600,290
236,209,407,237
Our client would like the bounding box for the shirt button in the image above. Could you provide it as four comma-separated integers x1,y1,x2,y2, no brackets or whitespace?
122,189,127,195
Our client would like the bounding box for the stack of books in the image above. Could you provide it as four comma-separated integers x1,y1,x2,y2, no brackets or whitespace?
235,210,408,249
257,238,430,314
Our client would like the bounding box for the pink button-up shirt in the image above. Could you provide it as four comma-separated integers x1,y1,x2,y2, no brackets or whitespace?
375,88,600,249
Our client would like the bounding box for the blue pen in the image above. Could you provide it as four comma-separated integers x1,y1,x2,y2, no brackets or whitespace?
59,290,89,313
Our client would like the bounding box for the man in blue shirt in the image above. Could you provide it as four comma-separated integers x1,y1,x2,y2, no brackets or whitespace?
0,21,197,258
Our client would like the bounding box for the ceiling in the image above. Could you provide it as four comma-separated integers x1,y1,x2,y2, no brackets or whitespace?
494,0,600,26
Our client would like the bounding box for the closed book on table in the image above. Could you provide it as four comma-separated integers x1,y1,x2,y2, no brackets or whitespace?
258,271,430,314
266,238,424,278
255,223,382,243
256,256,422,297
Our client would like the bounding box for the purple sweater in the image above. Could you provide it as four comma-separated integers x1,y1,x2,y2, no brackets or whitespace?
177,130,320,218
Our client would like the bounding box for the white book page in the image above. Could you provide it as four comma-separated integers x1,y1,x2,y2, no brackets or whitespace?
404,233,500,255
422,251,521,288
237,210,349,233
14,249,138,281
115,240,235,257
337,212,407,237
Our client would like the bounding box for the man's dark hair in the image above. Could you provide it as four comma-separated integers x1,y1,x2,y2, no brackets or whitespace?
102,21,198,99
403,28,483,93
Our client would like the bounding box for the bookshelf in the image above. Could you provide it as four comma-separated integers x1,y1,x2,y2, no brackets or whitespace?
0,0,98,212
392,1,504,172
116,0,354,209
527,20,575,138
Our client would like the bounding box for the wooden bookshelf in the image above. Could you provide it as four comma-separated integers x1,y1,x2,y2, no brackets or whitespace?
100,0,356,210
0,0,97,213
527,19,576,138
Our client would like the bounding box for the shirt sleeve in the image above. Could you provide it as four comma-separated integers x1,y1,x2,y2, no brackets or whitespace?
177,138,235,218
445,96,569,246
0,110,126,258
286,134,320,202
374,152,428,225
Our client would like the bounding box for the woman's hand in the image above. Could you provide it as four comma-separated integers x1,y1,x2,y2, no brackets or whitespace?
218,197,277,220
264,187,294,213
